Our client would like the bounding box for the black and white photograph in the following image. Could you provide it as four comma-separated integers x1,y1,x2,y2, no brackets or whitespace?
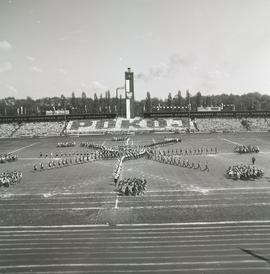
0,0,270,273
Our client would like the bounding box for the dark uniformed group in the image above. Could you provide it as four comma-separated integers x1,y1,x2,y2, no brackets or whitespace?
225,164,264,180
57,141,76,147
34,154,93,171
0,170,23,188
234,144,260,154
116,177,147,196
146,150,210,172
112,136,128,141
0,153,18,164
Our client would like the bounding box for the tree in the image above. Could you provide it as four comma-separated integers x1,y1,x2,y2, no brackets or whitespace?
177,90,183,107
195,91,202,107
93,93,98,112
81,92,87,112
71,92,76,108
145,91,152,112
167,92,172,107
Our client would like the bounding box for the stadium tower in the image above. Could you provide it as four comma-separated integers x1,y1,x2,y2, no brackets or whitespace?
125,68,135,119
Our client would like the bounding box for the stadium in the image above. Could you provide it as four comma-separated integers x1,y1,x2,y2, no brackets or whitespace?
1,1,270,273
1,84,270,273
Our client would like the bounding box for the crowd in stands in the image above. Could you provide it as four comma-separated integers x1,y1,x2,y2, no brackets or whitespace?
0,153,18,164
234,145,259,154
0,170,22,188
225,164,264,180
196,118,244,132
0,117,269,138
13,122,64,137
0,124,17,138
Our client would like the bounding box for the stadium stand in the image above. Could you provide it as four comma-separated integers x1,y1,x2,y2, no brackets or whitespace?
195,118,270,133
12,122,65,137
0,117,269,138
66,118,188,134
0,123,18,138
195,118,244,132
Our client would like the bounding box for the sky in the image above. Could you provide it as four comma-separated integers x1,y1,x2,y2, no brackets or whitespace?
0,0,270,100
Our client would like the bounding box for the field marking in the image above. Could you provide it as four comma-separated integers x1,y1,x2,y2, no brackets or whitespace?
152,138,156,144
101,141,106,146
10,142,40,153
5,267,266,273
3,188,270,199
0,260,266,270
1,242,270,251
1,202,270,211
126,138,130,145
115,196,119,209
1,220,270,229
2,226,270,234
221,138,242,145
2,232,270,242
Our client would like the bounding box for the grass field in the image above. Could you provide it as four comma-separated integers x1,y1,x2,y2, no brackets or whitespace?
0,132,270,273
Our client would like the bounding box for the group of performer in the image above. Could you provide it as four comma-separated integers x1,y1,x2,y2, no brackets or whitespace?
33,155,93,171
57,141,76,147
116,177,147,196
147,137,181,149
153,147,217,157
0,170,23,187
112,136,128,141
234,144,260,154
225,164,264,180
0,153,18,164
146,151,209,172
39,151,92,158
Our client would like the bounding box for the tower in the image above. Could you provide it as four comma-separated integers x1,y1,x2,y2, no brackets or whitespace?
125,68,134,119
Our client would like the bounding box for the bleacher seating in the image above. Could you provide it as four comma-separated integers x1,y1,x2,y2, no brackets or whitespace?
12,122,64,137
195,118,270,132
0,123,16,138
66,118,187,134
0,117,269,138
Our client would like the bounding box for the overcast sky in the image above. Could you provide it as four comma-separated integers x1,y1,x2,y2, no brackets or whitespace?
0,0,270,100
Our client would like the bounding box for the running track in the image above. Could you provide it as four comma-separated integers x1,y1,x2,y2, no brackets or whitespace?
1,188,270,273
0,222,270,273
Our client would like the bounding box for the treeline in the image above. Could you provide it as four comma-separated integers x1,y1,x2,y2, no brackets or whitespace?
0,91,270,116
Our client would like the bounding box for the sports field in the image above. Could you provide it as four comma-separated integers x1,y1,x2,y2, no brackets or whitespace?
0,132,270,273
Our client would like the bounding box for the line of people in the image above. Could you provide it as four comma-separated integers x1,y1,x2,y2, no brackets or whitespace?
234,145,260,154
33,155,93,171
146,137,181,149
112,136,128,141
225,164,263,180
155,147,217,157
0,153,18,164
57,141,76,147
146,151,210,172
39,151,92,158
0,170,23,188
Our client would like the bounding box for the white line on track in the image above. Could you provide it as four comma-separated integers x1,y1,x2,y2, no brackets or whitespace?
1,220,270,229
10,142,40,153
115,196,119,209
2,233,270,241
221,138,242,145
10,267,267,273
0,260,266,269
152,138,156,144
101,141,106,146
